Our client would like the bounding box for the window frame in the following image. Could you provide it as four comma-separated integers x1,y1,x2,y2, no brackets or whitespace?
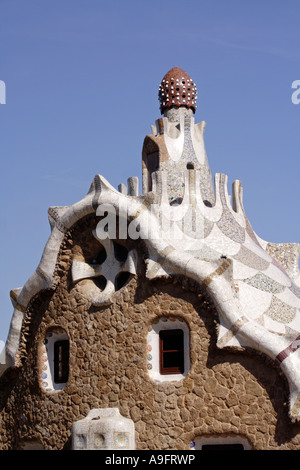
147,317,190,383
54,339,70,384
159,329,184,375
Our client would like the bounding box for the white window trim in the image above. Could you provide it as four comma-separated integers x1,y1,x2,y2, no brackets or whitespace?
40,328,69,392
147,317,190,383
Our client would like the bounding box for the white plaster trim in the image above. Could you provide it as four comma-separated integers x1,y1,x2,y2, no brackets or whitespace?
147,317,190,383
192,434,252,450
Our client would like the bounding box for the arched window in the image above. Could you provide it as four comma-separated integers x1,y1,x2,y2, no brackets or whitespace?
147,317,190,383
190,435,252,450
159,329,184,375
54,339,69,384
40,328,69,392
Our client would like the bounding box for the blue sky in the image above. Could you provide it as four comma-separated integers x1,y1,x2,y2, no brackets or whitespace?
0,0,299,341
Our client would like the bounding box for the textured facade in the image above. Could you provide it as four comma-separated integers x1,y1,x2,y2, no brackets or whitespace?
1,68,300,450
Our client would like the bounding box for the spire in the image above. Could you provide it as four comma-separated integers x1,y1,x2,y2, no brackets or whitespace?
158,67,197,114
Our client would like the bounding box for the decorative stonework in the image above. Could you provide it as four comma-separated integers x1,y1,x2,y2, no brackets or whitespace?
158,67,197,114
72,408,135,450
71,236,137,306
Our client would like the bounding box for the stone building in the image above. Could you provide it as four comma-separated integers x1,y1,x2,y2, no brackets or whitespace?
1,67,300,450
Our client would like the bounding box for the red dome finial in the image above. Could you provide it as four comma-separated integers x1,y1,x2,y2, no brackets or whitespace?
158,67,197,114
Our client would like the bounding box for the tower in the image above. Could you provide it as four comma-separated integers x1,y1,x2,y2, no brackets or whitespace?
142,67,214,206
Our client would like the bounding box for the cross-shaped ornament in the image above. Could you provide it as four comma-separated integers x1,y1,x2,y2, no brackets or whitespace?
71,236,137,306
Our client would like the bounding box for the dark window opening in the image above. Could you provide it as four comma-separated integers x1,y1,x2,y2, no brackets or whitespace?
170,197,183,206
54,340,69,384
115,271,131,291
204,200,213,207
90,247,107,265
113,242,128,263
202,444,244,451
187,162,194,170
144,150,159,192
94,276,107,291
159,329,184,375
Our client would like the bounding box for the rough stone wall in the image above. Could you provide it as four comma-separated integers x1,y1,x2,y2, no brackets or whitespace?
1,216,300,450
